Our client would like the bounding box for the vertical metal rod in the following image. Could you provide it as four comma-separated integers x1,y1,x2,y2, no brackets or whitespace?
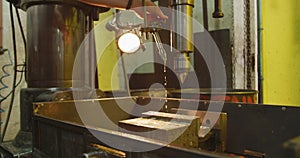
257,0,263,103
120,53,131,96
0,0,3,48
202,0,209,30
170,0,174,52
142,0,148,28
88,15,98,89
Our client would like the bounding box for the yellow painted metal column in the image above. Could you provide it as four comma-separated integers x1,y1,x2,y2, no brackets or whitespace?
94,10,120,91
262,0,300,105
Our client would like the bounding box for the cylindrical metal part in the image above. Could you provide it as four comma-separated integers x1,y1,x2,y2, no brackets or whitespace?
174,53,191,83
213,0,224,18
26,4,86,88
171,0,194,53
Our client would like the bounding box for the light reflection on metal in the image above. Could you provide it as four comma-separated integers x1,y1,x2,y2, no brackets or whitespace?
91,144,126,158
26,5,87,88
174,53,191,83
170,0,195,83
117,32,141,54
171,0,195,53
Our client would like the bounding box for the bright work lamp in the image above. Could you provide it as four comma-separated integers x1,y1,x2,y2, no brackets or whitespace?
117,31,141,54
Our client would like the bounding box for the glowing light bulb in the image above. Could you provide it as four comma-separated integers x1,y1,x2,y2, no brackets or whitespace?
117,32,141,54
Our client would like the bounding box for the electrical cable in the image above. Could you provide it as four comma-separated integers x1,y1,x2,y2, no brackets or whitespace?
15,7,27,82
15,8,26,50
0,49,13,99
0,7,26,102
0,64,25,103
15,7,27,61
1,3,18,142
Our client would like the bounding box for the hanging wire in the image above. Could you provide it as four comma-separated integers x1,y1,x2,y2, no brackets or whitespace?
1,3,19,142
15,8,26,51
0,49,13,99
15,7,27,81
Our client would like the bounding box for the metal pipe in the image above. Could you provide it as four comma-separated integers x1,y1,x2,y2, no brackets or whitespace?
171,0,194,53
91,144,126,158
170,0,194,83
202,0,209,30
120,53,131,96
0,0,2,48
257,0,263,103
142,0,148,28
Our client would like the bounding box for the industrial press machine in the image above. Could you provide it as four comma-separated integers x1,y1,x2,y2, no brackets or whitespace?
1,0,300,158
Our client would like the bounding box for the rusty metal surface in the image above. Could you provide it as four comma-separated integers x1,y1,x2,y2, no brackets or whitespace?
32,97,300,158
170,88,258,103
119,111,200,148
33,97,225,151
33,97,140,130
170,109,227,152
52,89,107,101
142,111,199,122
33,114,240,158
